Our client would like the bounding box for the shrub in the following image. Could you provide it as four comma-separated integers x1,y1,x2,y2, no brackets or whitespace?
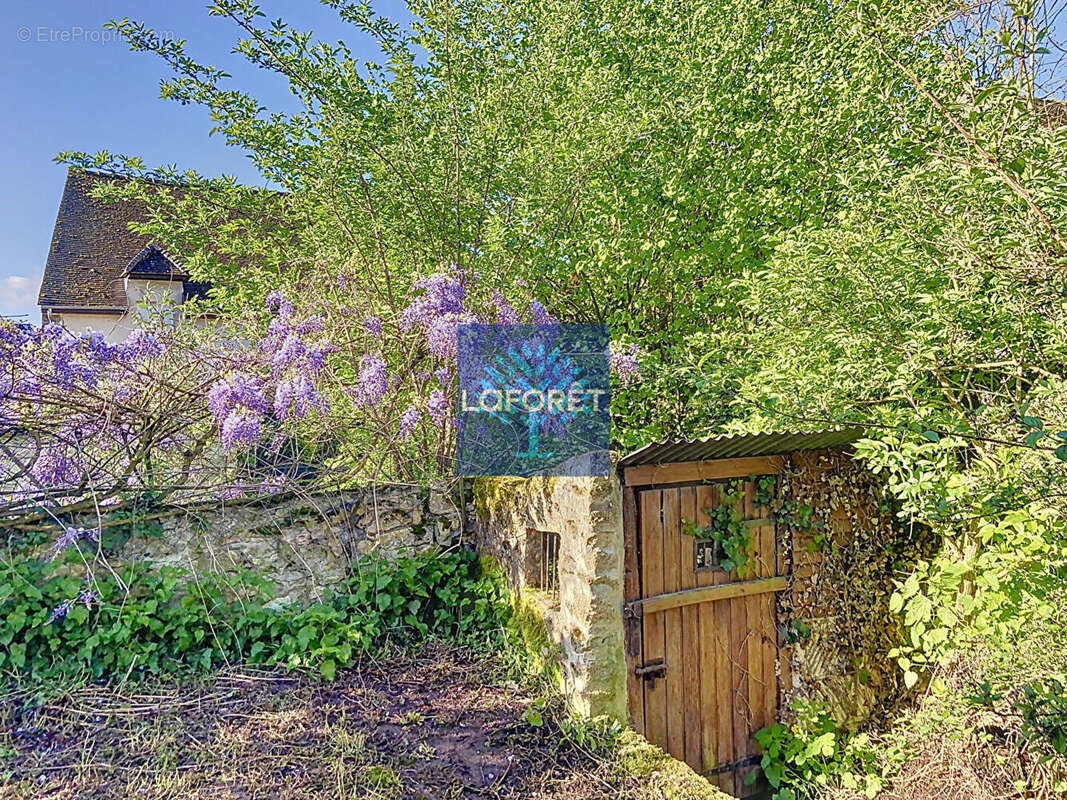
754,700,890,800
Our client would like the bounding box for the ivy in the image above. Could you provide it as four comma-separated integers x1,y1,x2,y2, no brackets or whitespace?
682,479,753,574
0,548,507,686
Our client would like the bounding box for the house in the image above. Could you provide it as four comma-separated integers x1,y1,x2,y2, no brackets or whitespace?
38,170,210,341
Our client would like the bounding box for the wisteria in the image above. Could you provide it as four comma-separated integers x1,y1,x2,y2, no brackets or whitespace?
609,341,642,388
529,300,559,325
400,270,467,331
353,355,388,407
399,406,420,440
30,446,81,489
265,289,295,319
204,293,332,449
1,269,621,556
491,291,521,324
49,526,100,560
48,598,74,623
427,389,451,428
123,328,166,361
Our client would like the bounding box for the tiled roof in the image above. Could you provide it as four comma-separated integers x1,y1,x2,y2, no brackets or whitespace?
618,427,866,467
39,170,209,310
124,245,188,278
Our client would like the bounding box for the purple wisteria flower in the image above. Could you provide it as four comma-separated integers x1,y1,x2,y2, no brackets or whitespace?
425,314,475,360
258,475,288,496
31,447,81,488
609,342,641,388
305,342,333,372
49,599,74,624
529,300,559,325
274,374,328,420
491,291,521,324
208,373,268,450
353,355,387,407
123,328,166,361
271,334,307,374
49,331,117,389
364,316,383,337
427,389,451,428
265,289,294,320
400,270,467,331
208,373,268,424
219,484,248,500
295,315,325,337
49,526,100,560
399,406,420,441
221,409,262,449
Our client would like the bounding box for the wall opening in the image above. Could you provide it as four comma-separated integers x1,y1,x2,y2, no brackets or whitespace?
523,527,561,595
540,530,560,593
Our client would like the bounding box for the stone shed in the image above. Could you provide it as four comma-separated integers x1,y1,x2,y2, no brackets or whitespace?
475,429,918,797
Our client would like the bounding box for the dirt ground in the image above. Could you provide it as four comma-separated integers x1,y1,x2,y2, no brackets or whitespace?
0,645,709,800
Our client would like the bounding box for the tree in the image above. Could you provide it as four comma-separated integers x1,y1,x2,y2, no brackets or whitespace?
61,0,935,464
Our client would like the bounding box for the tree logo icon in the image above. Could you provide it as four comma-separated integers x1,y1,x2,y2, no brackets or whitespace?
457,324,609,477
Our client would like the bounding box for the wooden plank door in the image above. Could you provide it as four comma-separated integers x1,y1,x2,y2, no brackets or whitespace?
628,480,785,797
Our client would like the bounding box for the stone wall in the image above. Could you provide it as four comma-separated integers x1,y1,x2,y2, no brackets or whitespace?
114,484,463,606
473,473,627,720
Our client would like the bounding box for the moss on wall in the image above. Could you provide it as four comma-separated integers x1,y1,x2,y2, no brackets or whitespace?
614,731,732,799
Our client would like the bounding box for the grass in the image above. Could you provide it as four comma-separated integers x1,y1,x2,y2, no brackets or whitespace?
0,643,725,800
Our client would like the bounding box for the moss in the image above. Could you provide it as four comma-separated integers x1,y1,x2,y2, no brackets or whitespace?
471,475,559,521
614,731,731,799
361,764,400,789
507,589,564,685
477,552,565,686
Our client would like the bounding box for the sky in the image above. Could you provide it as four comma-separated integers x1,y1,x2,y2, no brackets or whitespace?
0,0,409,321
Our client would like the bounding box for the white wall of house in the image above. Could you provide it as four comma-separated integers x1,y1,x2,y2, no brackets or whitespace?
45,278,189,342
47,312,140,343
124,277,184,323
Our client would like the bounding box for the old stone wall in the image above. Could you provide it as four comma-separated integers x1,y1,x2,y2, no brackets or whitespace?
473,473,627,720
112,484,463,606
777,449,921,729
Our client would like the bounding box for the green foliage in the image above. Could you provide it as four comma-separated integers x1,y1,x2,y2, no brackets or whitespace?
0,549,506,685
1016,678,1067,758
558,714,626,754
754,701,891,800
886,510,1067,680
682,479,752,573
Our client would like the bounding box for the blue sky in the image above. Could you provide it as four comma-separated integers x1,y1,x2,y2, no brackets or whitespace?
0,1,407,321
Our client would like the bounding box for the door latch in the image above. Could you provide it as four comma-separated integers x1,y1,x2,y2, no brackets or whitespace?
635,659,667,682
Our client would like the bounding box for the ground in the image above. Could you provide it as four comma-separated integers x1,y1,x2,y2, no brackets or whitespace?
0,645,722,800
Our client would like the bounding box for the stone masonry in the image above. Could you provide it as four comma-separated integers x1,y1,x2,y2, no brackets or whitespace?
474,473,627,720
114,484,462,607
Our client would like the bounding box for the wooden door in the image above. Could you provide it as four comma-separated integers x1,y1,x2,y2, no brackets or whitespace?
625,479,786,796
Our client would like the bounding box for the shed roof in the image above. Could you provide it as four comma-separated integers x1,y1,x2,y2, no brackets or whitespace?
618,427,865,467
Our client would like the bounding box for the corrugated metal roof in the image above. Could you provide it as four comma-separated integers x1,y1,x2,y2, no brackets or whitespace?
618,427,866,468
